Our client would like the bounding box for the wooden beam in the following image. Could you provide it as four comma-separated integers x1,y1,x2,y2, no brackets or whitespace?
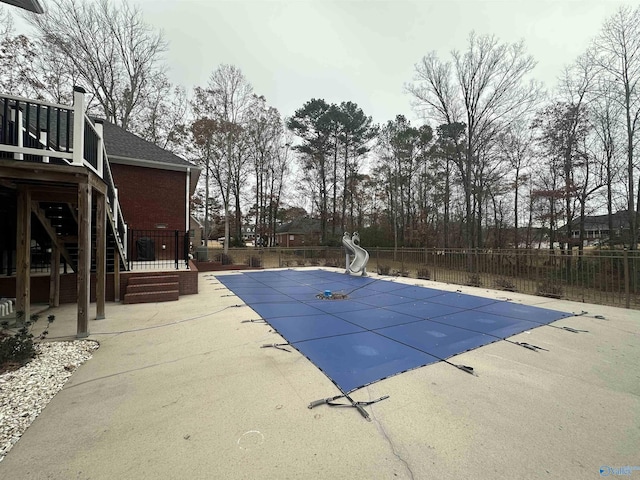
95,192,106,320
113,251,120,302
49,244,60,307
31,202,77,272
16,186,31,322
0,163,88,185
66,203,78,224
88,173,107,196
30,188,79,204
0,179,15,190
77,182,91,338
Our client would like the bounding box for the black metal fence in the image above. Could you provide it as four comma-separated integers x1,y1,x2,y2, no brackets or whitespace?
197,246,640,309
127,230,190,270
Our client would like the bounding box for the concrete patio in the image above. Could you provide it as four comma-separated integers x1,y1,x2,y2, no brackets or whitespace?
1,268,638,479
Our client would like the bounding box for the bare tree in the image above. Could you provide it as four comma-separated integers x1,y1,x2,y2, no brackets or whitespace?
192,65,255,252
591,75,624,245
24,0,168,131
593,5,640,247
0,8,41,97
497,121,534,248
246,96,287,246
134,76,189,154
408,32,542,248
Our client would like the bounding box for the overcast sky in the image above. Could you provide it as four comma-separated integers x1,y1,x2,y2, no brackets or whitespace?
8,0,631,125
124,0,631,125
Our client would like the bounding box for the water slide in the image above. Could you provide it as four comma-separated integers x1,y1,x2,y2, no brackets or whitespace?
342,232,369,276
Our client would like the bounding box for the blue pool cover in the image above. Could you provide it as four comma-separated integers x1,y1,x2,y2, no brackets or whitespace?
218,269,573,394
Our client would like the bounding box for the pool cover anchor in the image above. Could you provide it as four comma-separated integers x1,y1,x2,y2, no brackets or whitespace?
308,394,390,421
453,364,476,375
514,341,548,352
562,326,589,333
261,343,292,352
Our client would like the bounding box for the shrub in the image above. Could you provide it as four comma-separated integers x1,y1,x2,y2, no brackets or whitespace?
417,266,431,280
1,313,55,373
536,280,563,298
213,253,234,265
377,264,391,275
246,256,262,268
466,273,482,287
495,277,516,291
324,257,340,268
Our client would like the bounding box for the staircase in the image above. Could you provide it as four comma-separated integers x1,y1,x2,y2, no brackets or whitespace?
1,93,129,276
123,274,180,304
32,201,126,273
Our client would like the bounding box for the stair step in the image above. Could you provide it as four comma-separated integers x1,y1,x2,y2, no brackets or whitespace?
128,275,180,286
123,290,179,304
126,282,179,294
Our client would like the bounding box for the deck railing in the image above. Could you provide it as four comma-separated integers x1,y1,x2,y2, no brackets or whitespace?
0,87,128,267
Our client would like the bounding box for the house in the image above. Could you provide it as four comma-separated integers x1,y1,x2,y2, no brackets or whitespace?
97,119,200,265
99,119,198,232
566,211,631,245
0,86,199,337
275,218,322,247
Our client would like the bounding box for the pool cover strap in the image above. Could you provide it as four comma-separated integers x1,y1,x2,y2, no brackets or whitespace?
261,343,292,352
515,341,548,352
308,394,390,421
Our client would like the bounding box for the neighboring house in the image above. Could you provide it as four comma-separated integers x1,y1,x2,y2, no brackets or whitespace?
189,216,203,248
565,211,631,245
276,218,322,247
242,224,255,243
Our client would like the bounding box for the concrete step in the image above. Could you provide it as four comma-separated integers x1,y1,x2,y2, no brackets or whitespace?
126,282,179,294
127,275,180,286
123,290,179,304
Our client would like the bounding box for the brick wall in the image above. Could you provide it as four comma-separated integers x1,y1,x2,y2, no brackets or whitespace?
109,163,187,231
0,264,198,304
275,233,322,247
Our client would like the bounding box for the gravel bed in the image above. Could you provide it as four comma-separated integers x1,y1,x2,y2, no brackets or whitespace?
0,340,99,462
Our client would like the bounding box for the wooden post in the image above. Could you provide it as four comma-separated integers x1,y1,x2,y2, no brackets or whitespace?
113,251,120,302
72,86,86,166
49,244,60,307
94,120,104,177
77,182,91,337
16,186,31,322
96,191,106,319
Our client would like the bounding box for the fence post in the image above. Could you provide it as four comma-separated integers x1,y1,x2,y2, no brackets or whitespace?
175,230,179,269
624,248,630,309
127,228,132,271
184,231,189,268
